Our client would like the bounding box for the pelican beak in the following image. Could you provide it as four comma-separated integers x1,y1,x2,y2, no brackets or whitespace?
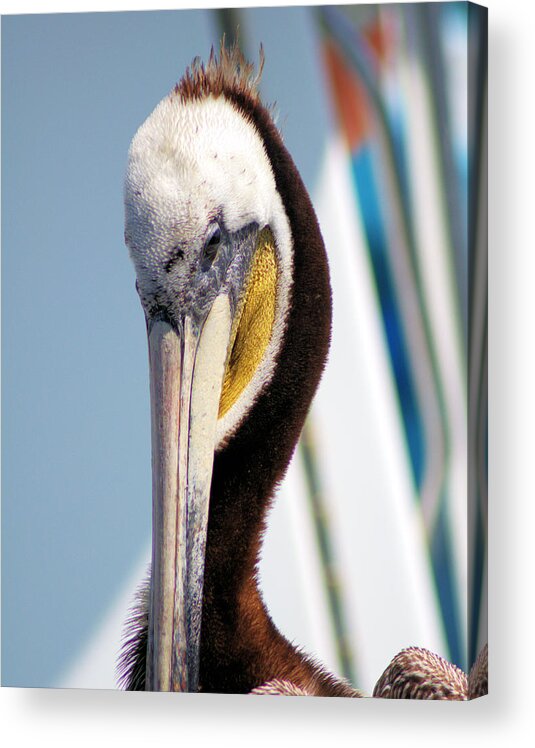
145,295,232,692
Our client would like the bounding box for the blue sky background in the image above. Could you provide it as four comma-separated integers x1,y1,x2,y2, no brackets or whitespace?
2,7,332,687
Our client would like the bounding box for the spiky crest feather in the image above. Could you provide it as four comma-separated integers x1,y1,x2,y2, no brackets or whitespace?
175,42,265,105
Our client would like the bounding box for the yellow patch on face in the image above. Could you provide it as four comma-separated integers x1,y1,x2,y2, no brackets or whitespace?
218,228,278,419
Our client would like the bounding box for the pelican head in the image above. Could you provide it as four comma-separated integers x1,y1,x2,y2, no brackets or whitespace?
124,48,293,692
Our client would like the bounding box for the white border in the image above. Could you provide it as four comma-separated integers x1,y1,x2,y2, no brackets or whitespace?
3,1,535,747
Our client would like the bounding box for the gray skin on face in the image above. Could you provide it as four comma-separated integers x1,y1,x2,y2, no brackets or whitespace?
126,210,260,337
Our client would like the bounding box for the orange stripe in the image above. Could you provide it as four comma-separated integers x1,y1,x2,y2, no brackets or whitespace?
362,17,393,66
322,39,370,152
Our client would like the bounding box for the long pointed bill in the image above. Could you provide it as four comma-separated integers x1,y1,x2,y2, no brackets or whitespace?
146,295,232,692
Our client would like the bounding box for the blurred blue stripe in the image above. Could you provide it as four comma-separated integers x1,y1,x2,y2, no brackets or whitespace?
431,501,465,670
351,148,425,489
318,4,473,671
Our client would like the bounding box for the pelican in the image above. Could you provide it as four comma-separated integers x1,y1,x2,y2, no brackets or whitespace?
118,44,487,699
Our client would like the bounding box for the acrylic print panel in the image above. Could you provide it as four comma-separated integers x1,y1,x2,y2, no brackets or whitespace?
1,3,487,698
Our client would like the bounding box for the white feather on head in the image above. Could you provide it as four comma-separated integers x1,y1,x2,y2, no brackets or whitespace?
124,56,293,448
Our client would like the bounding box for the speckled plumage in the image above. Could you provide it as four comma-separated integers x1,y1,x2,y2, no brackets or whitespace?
372,645,488,700
468,643,488,699
250,680,310,697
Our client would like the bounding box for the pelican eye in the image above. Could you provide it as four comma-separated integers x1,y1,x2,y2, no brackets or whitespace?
201,226,221,271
